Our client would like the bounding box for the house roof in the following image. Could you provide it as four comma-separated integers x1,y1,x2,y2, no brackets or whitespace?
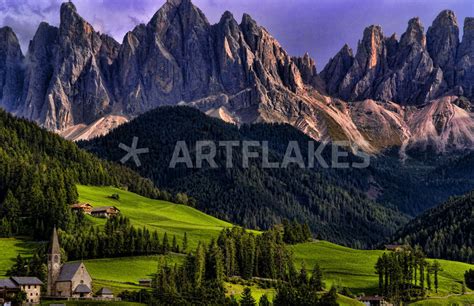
70,203,93,208
358,296,385,301
91,206,119,213
58,262,83,281
97,287,113,295
0,278,18,289
74,284,91,294
10,277,43,285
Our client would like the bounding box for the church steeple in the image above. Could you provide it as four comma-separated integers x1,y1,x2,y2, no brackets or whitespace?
47,226,61,296
50,226,61,255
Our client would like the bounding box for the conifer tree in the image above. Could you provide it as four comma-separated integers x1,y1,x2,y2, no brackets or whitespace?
182,232,188,252
240,287,256,306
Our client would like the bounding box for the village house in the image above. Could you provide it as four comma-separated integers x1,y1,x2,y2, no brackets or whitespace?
357,295,392,306
96,287,114,299
90,206,120,218
47,228,93,299
0,276,43,304
70,203,93,215
384,244,408,252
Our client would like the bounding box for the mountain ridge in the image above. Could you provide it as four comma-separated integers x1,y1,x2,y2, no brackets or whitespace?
0,1,472,153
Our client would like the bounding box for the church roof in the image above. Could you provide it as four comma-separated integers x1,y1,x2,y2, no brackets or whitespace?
57,262,83,282
74,284,91,294
50,226,61,255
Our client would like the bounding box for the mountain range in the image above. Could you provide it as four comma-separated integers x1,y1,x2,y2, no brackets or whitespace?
0,0,473,154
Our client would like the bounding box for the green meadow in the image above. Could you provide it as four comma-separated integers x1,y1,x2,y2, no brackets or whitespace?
1,185,473,305
77,185,232,249
0,238,38,277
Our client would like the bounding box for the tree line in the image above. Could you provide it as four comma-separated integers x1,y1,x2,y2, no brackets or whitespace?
120,226,336,305
59,216,186,260
375,247,443,303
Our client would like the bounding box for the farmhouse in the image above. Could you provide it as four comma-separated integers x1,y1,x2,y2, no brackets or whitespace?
47,227,93,299
91,206,120,218
384,244,407,252
357,295,391,306
70,203,93,214
0,276,43,304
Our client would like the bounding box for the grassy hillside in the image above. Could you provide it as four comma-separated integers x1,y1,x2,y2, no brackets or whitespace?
2,185,473,305
290,241,474,298
0,238,37,277
77,185,232,249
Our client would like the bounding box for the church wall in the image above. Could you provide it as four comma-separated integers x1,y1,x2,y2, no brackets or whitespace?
55,281,72,297
71,264,93,293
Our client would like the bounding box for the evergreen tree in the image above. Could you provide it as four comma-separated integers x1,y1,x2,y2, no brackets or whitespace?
182,232,188,252
240,287,256,306
258,294,271,306
162,232,170,254
432,260,442,293
310,263,324,291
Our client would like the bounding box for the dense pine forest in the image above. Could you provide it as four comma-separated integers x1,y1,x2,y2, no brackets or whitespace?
392,191,474,263
80,106,408,248
0,109,182,239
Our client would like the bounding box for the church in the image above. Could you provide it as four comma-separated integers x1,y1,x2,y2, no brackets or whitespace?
47,227,93,298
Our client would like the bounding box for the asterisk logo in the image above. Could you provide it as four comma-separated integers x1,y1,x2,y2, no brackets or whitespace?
119,137,149,167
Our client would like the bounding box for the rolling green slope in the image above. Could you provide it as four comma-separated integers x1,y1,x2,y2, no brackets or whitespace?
3,185,472,305
77,185,232,249
290,241,474,299
0,238,37,277
76,186,473,303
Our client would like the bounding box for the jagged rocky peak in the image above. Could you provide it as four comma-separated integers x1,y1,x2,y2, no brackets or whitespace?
401,17,426,47
320,44,354,95
456,17,474,98
292,53,317,85
148,0,210,35
0,26,24,111
336,25,388,101
427,10,459,87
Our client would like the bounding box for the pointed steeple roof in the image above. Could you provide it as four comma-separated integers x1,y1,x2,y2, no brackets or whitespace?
50,226,60,254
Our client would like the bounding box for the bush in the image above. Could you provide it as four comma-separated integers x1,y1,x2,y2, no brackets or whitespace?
109,193,120,200
465,269,474,290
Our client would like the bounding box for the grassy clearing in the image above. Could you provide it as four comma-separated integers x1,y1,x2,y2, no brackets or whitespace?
77,185,232,249
409,294,474,305
225,282,276,301
82,254,185,293
0,238,38,277
290,241,474,297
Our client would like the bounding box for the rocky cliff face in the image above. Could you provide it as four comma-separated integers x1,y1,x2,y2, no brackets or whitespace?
0,27,24,112
322,10,474,106
0,1,472,153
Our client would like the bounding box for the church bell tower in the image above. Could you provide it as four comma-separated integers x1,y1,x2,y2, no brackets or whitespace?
47,226,61,296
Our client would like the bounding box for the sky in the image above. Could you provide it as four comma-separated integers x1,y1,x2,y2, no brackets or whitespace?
0,0,472,68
